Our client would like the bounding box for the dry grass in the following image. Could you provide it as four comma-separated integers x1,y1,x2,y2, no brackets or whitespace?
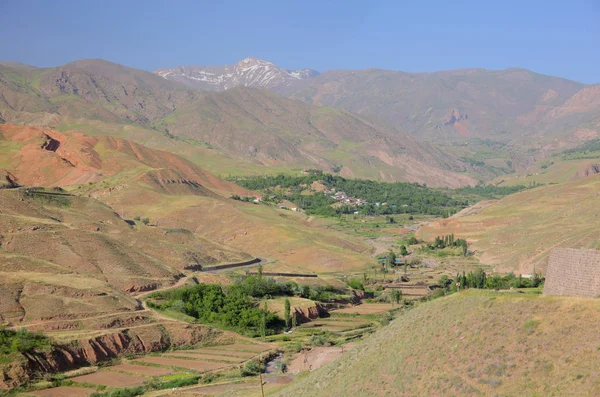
274,290,600,397
419,174,600,274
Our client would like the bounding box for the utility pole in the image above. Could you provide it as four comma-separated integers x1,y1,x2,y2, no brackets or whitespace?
259,371,265,397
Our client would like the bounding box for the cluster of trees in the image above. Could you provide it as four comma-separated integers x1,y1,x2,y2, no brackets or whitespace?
428,234,468,256
438,269,544,291
147,270,351,335
453,183,530,199
232,171,469,217
230,194,258,203
147,283,283,336
0,327,50,356
562,139,600,160
233,271,345,302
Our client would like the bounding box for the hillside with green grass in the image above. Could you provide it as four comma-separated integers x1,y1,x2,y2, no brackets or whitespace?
275,290,600,397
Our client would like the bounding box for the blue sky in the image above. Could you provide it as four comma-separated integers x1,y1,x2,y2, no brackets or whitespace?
1,0,599,83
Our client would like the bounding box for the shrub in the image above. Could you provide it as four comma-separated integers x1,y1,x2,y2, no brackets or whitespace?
89,386,145,397
346,278,365,291
241,360,262,376
275,360,288,373
0,327,51,356
141,217,150,225
310,335,328,347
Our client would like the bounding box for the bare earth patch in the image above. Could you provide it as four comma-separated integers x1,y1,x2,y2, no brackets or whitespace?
287,345,356,374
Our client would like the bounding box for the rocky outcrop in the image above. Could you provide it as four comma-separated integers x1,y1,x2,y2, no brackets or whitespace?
293,303,328,324
439,109,468,127
0,323,223,390
571,163,600,180
41,134,60,152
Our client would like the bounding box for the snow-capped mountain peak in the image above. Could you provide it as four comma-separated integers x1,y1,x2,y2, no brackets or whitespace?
154,58,319,91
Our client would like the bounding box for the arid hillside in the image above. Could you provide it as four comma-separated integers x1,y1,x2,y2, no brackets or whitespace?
418,174,600,274
275,290,600,397
0,60,477,187
0,123,251,195
284,68,596,142
154,86,476,187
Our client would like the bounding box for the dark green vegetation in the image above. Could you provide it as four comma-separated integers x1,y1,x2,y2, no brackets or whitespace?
452,183,531,199
23,188,72,207
427,234,469,256
435,269,544,299
232,172,540,218
88,375,202,397
0,328,51,363
561,139,600,160
232,171,470,216
146,276,353,336
146,283,283,336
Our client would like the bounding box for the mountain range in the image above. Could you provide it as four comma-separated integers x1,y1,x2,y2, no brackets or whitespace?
1,57,600,185
157,58,600,173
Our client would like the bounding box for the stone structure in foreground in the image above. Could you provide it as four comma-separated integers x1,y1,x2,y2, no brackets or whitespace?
543,248,600,297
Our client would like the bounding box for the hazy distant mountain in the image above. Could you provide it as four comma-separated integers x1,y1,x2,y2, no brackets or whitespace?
155,57,319,91
155,59,599,150
283,68,590,142
0,59,199,124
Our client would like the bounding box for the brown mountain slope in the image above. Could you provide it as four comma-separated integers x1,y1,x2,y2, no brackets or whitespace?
0,60,198,126
0,188,252,324
0,60,477,187
284,67,588,141
155,87,476,187
0,123,251,195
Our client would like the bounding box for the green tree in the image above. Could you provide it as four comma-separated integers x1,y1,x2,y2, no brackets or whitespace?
284,298,291,330
260,302,267,340
386,250,396,269
391,289,402,306
399,245,408,256
257,263,263,280
292,312,297,328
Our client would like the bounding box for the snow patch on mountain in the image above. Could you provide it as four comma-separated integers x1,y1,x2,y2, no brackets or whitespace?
154,57,319,91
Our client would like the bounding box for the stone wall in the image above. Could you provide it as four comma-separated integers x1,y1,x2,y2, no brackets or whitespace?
543,248,600,297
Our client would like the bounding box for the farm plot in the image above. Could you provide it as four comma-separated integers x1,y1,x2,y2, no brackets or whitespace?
132,342,273,373
27,386,94,397
105,363,174,376
163,351,242,363
172,348,257,359
202,343,270,353
133,356,226,372
331,303,393,315
69,371,146,387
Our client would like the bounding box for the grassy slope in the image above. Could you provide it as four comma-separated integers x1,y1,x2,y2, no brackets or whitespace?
275,290,600,397
418,174,600,274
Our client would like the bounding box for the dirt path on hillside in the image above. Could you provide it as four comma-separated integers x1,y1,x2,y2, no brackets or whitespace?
365,238,395,257
287,344,357,373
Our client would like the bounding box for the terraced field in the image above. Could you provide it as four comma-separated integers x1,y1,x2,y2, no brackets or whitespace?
19,342,274,397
